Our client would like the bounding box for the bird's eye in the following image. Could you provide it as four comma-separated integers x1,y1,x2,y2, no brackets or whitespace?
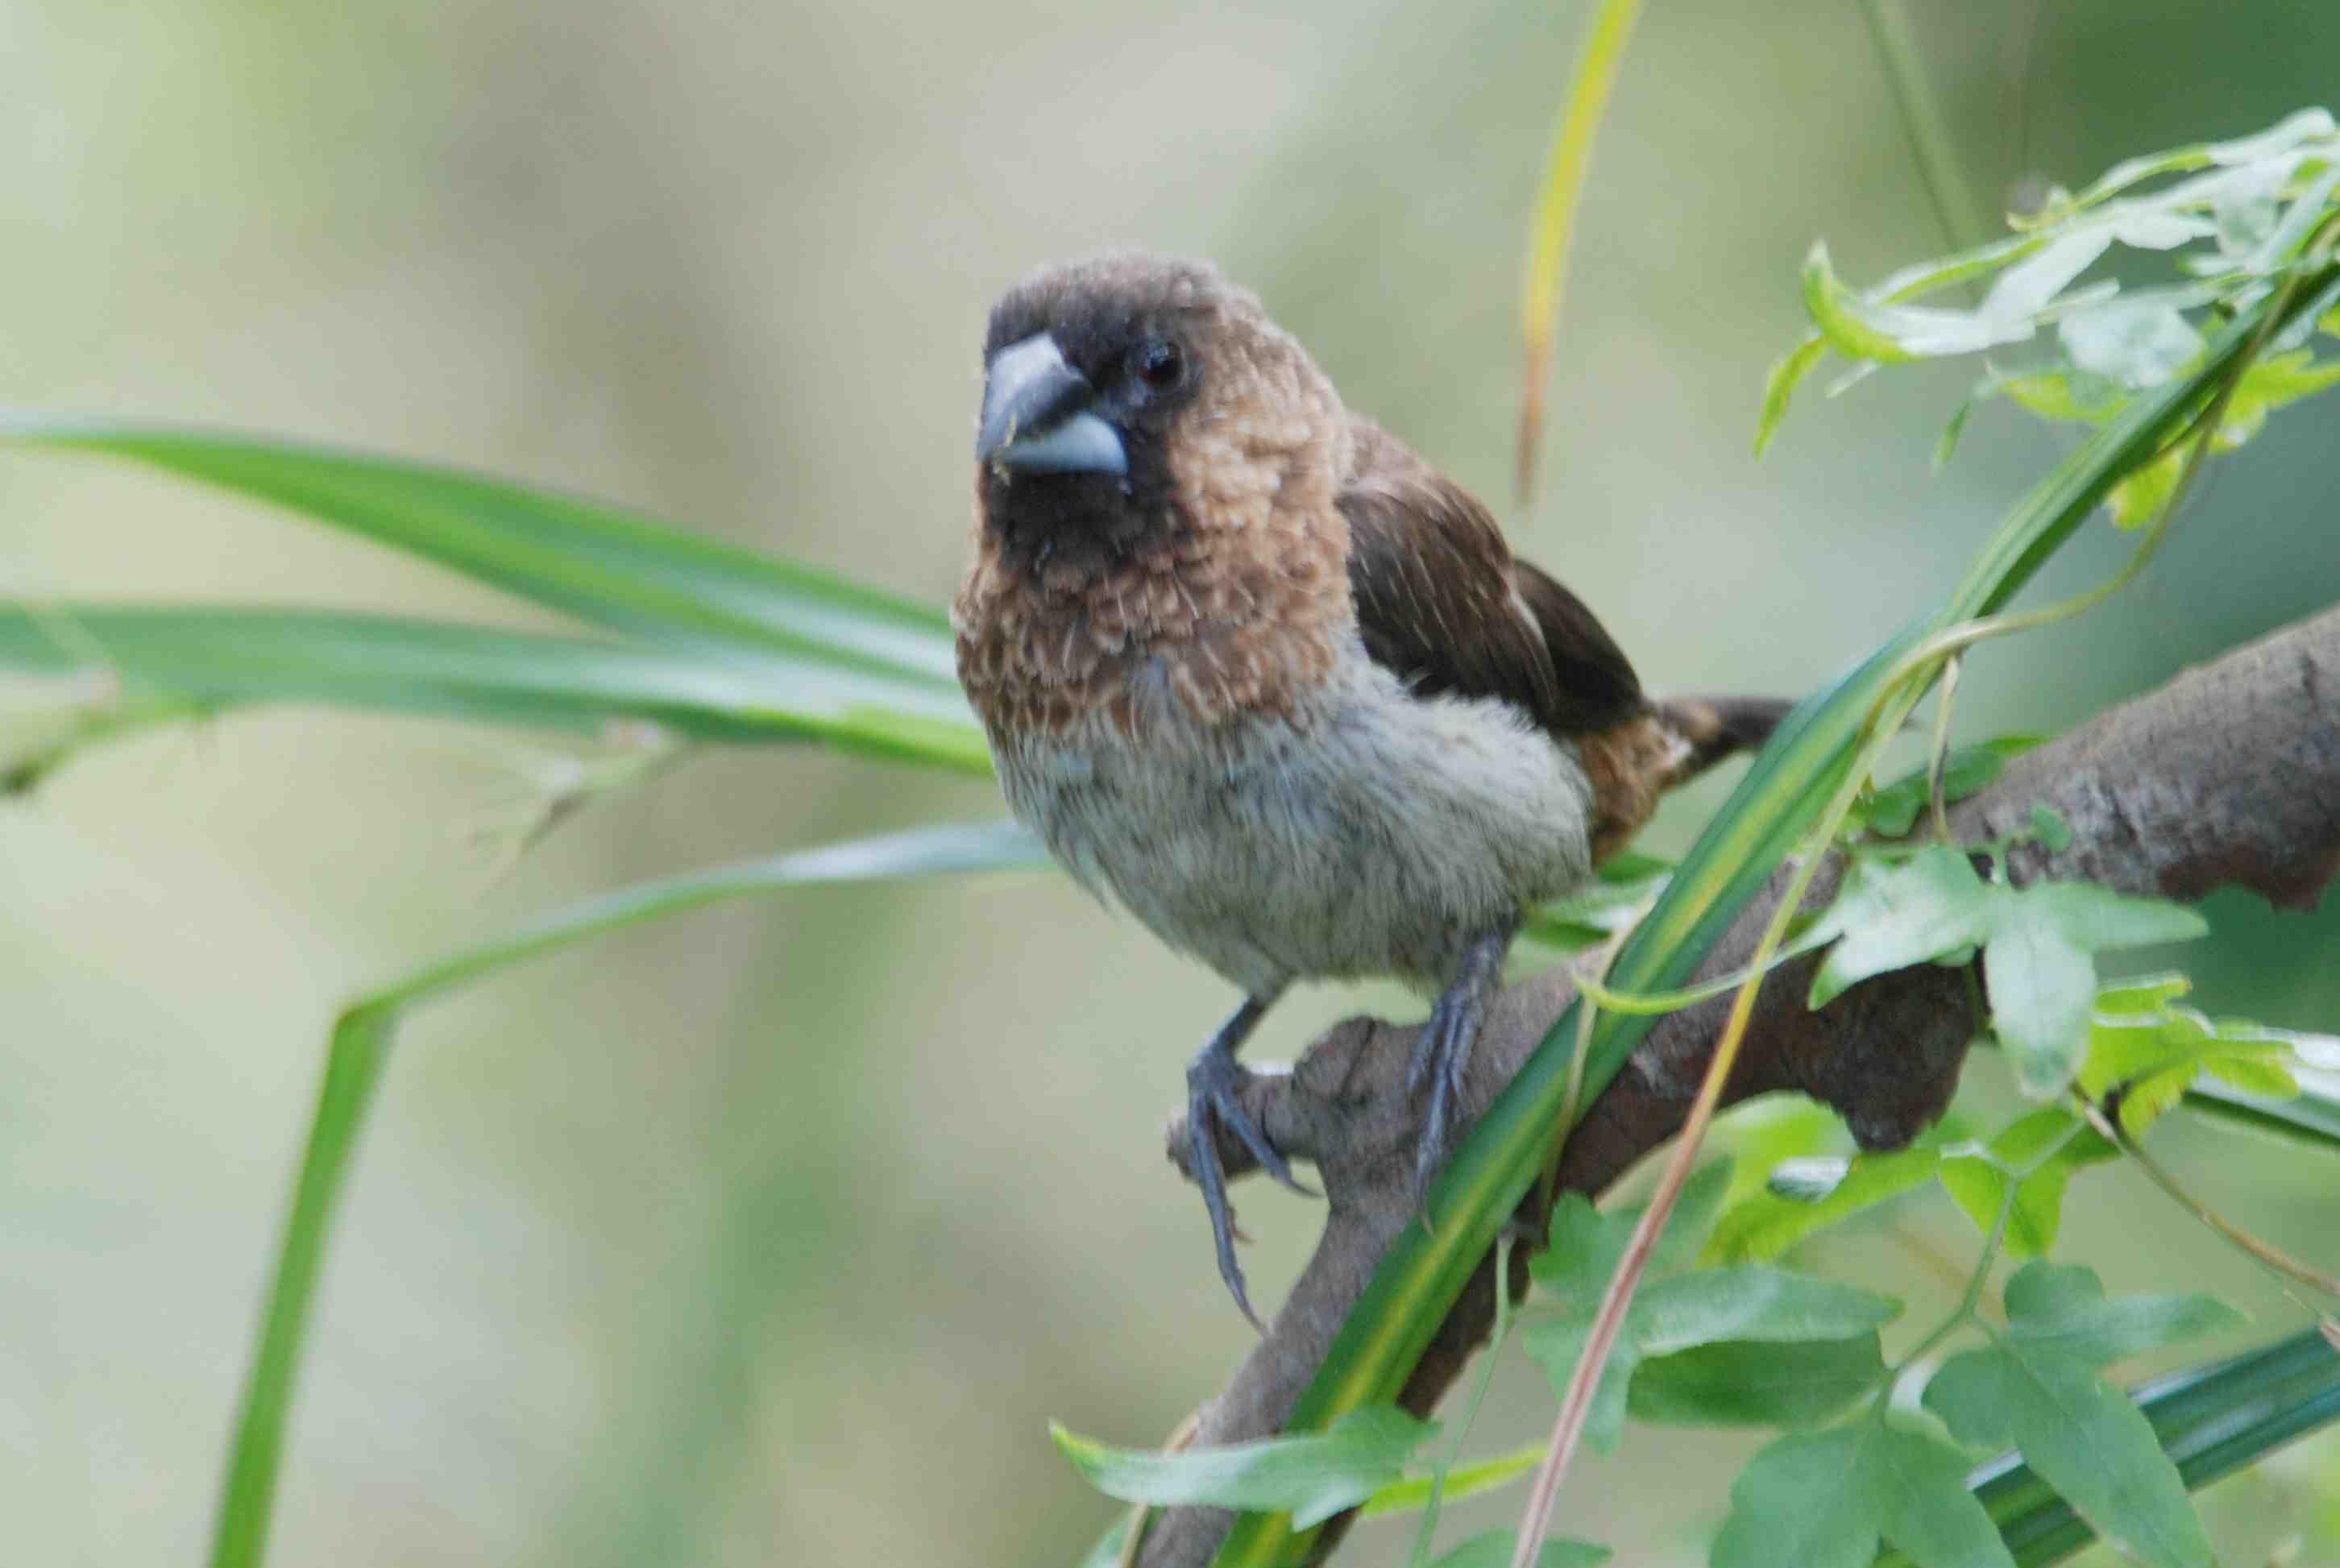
1133,338,1184,389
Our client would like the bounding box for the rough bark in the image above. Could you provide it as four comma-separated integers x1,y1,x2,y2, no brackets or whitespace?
1135,602,2340,1568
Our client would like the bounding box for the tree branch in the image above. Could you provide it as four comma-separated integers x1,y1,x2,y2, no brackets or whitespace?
1135,601,2340,1568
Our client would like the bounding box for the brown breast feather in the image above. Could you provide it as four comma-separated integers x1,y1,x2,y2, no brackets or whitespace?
954,363,1353,742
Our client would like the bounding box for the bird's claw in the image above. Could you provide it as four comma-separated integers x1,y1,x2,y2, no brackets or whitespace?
1407,930,1512,1212
1408,983,1485,1201
1186,1047,1311,1329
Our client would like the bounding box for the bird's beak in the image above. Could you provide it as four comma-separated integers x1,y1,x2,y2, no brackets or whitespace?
976,333,1128,476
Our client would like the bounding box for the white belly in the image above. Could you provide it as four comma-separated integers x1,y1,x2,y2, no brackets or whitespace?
994,655,1597,998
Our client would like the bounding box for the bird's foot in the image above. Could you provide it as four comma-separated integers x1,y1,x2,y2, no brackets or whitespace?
1185,1043,1311,1329
1406,930,1514,1205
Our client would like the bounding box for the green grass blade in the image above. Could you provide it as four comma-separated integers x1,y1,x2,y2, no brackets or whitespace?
207,819,1043,1568
1514,0,1645,504
0,602,990,768
0,419,960,686
1873,1329,2340,1568
2183,1072,2340,1151
209,1002,392,1568
1199,266,2340,1568
1858,0,1987,254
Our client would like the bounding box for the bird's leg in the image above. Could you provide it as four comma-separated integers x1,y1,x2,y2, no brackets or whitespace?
1185,988,1308,1325
1408,926,1517,1198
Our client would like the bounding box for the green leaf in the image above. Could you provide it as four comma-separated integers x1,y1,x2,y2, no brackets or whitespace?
1704,1099,1848,1212
2001,1262,2245,1367
2094,973,2193,1015
1358,1443,1544,1516
1526,1170,1898,1453
1773,107,2340,484
1554,1165,1724,1298
1810,857,2210,1100
1807,847,1993,1009
1861,1425,2025,1568
2240,164,2340,276
1521,861,1670,952
1912,1327,2340,1568
2183,107,2334,176
0,420,962,687
2213,348,2340,449
207,822,1043,1567
1712,1426,1878,1568
1986,885,2208,1096
1933,393,1976,469
1052,1407,1436,1529
2193,1048,2298,1098
2209,161,2286,257
1935,1110,2117,1257
2024,805,2072,853
1802,243,1910,362
2058,301,2205,390
1982,915,2101,1097
1705,1145,1944,1264
1922,1263,2243,1568
1980,231,2115,324
1757,332,1829,457
2182,1051,2340,1152
1803,243,2038,363
0,602,993,772
2151,109,2335,186
1711,1421,2014,1568
2103,210,2218,251
1424,1533,1610,1568
2080,987,2307,1139
1853,736,2040,839
1632,1266,1900,1352
1628,1333,1885,1430
1996,369,2129,425
2103,446,2185,529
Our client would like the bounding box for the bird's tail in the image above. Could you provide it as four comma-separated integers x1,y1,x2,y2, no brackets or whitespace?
1653,695,1794,790
1582,695,1793,864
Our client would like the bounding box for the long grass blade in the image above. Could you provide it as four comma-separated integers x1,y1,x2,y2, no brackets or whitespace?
1514,0,1645,507
2184,1074,2340,1152
207,820,1043,1568
0,420,960,686
0,602,990,767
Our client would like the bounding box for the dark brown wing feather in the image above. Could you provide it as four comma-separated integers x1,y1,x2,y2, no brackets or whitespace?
1337,415,1645,738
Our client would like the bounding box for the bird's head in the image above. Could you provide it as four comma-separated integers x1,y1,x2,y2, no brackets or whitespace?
973,253,1347,570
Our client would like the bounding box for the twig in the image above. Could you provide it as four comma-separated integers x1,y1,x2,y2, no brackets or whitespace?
2079,1100,2340,1300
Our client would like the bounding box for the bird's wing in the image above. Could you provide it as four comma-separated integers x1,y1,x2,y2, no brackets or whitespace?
1337,415,1645,737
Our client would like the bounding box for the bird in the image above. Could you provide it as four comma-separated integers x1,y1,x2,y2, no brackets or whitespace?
952,252,1786,1322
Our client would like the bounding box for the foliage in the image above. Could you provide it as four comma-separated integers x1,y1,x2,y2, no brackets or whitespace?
1920,1265,2239,1568
1759,106,2340,508
1519,1164,1898,1454
6,80,2340,1568
1053,1408,1443,1531
1805,843,2209,1095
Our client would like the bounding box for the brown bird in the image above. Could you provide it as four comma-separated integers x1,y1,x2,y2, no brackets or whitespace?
954,253,1784,1321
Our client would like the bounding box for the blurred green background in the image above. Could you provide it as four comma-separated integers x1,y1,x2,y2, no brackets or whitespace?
4,2,2337,1563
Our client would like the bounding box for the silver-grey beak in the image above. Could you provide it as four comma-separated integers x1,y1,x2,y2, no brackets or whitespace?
976,333,1128,476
